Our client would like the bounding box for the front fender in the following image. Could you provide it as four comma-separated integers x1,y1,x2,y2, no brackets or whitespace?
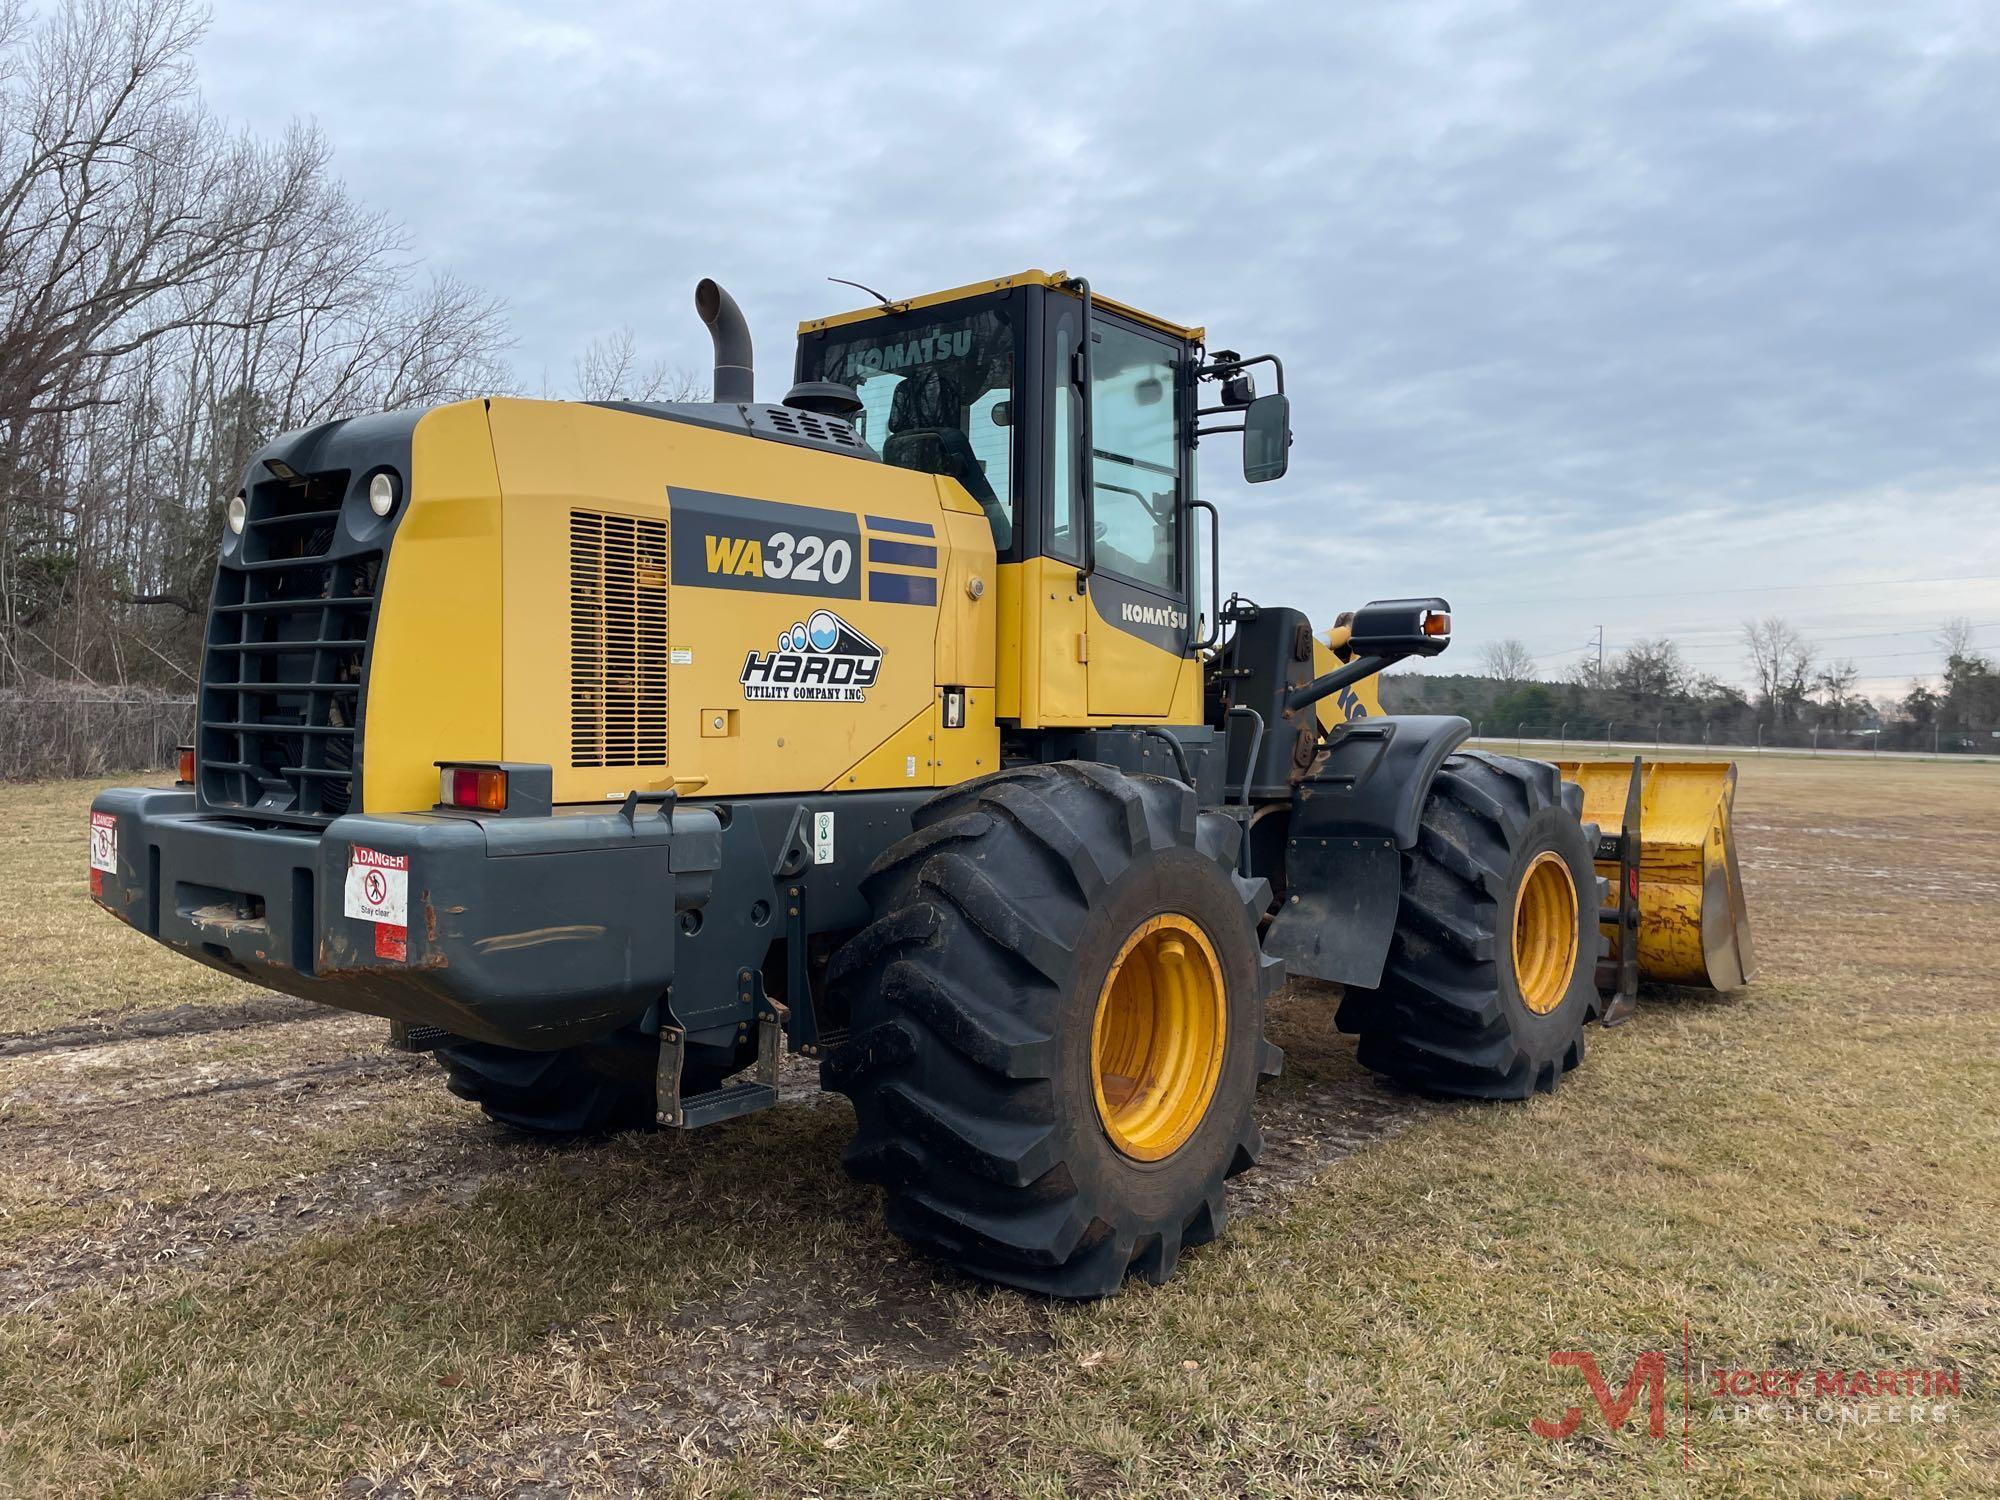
1262,715,1471,988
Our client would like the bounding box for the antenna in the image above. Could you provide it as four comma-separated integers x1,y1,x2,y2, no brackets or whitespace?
827,276,897,309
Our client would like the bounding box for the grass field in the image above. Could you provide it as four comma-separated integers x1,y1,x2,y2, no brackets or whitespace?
0,759,1996,1498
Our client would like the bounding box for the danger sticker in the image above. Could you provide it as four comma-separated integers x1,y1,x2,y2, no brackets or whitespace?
89,811,117,874
344,846,409,927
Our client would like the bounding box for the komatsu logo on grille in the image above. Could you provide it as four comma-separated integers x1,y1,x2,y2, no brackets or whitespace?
739,610,882,702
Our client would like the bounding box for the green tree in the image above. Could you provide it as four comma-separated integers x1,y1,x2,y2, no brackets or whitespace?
1491,682,1559,730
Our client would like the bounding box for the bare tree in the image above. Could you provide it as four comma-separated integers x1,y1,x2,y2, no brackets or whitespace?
1813,658,1860,729
0,2,320,428
1478,637,1536,683
1741,616,1816,724
0,0,508,690
570,326,702,403
1937,615,1991,674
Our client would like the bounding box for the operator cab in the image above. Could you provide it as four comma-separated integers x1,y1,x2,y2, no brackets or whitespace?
793,271,1290,664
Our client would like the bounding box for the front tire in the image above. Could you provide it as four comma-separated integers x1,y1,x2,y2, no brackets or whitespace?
823,763,1284,1298
1337,751,1601,1098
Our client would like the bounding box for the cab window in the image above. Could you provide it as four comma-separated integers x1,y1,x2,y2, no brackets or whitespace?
805,304,1016,550
1089,320,1179,591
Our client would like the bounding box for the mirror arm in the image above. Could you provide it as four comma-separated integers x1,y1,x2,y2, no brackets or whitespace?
1285,654,1397,714
1237,352,1285,394
1197,351,1286,395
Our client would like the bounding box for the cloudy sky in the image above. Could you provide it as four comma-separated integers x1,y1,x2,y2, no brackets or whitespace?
199,0,1999,700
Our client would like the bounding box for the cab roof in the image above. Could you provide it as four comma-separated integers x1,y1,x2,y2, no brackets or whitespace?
797,270,1205,346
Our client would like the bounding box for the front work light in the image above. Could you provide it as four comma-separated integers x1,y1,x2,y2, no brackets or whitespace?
368,472,397,517
226,494,247,534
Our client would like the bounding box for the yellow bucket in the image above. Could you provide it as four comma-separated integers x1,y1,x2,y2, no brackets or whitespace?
1553,759,1756,991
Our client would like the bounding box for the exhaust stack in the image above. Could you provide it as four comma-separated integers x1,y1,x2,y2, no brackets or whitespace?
695,278,754,404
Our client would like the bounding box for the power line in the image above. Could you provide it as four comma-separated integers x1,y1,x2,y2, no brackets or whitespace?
1674,623,2000,663
1662,620,2000,647
1678,646,1979,666
1453,571,2000,608
1513,620,2000,664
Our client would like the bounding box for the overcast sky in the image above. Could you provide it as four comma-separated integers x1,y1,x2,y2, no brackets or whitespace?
199,0,1999,700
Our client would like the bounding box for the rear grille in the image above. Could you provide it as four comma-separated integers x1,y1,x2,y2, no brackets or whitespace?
199,472,378,821
569,510,669,769
240,468,346,563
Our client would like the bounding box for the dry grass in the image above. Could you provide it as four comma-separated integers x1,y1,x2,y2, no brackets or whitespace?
0,780,254,1038
0,758,1996,1496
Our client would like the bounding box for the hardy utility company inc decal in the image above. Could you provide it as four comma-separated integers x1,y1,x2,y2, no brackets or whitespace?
740,610,883,702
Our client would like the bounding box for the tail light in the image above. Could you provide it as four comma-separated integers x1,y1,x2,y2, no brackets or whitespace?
176,746,195,786
439,764,508,812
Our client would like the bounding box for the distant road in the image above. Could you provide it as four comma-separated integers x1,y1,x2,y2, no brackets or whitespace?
1467,736,1999,766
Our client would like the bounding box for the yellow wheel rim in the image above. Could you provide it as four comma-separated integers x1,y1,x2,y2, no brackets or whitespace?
1091,915,1227,1162
1512,850,1580,1016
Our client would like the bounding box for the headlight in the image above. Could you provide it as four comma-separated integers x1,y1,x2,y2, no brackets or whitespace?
226,494,246,534
368,472,398,517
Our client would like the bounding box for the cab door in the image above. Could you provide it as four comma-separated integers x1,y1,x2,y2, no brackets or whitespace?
1080,314,1194,718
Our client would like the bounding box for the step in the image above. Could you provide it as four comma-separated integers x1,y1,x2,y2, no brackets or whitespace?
676,1079,779,1129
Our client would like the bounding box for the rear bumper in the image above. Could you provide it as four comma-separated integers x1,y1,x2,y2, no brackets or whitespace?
88,788,720,1049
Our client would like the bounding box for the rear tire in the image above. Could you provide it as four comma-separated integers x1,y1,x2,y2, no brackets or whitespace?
1337,751,1601,1099
823,763,1284,1298
435,1033,746,1137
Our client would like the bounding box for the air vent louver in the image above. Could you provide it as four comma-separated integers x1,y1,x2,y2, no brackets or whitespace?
569,510,669,769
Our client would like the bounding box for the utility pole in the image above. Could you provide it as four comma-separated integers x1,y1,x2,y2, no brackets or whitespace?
1593,624,1605,683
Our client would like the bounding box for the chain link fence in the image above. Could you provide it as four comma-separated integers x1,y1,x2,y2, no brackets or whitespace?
0,692,196,780
1470,720,2000,760
4,697,1995,781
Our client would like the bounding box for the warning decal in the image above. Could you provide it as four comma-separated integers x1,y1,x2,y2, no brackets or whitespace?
89,811,117,874
344,846,409,927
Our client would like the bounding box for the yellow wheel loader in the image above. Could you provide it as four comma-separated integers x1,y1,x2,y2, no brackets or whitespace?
89,271,1753,1297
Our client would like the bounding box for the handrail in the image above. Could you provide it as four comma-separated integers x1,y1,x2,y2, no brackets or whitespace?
1190,499,1220,651
1064,276,1095,591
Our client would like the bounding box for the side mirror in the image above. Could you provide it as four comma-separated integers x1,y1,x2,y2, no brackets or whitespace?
1347,596,1452,659
1242,393,1290,483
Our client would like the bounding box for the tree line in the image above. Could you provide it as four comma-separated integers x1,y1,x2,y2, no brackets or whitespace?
1384,615,2000,754
0,0,687,709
